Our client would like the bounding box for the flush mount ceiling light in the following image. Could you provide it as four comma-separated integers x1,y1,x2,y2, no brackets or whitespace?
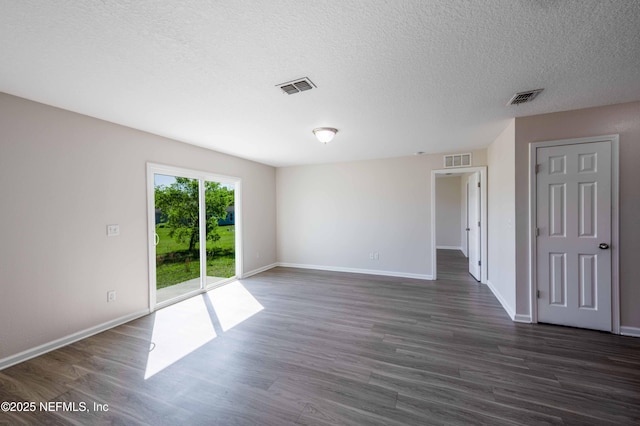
312,127,338,144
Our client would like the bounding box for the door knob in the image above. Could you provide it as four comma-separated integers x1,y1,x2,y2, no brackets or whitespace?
599,243,609,250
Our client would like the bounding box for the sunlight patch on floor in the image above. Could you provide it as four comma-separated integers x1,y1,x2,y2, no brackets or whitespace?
207,281,264,332
145,296,216,379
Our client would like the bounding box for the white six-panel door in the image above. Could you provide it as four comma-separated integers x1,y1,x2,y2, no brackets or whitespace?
536,141,612,331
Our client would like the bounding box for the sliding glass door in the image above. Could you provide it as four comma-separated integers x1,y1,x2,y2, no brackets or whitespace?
154,174,201,303
148,164,241,308
204,181,236,286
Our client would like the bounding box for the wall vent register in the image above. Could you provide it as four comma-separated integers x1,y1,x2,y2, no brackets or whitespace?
443,153,472,168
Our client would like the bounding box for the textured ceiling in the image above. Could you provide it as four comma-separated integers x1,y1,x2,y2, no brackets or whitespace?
1,1,639,166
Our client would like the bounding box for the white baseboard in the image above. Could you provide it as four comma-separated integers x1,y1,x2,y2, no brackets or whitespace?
436,246,463,251
514,314,532,323
620,326,640,337
241,263,278,279
278,262,432,280
0,309,149,371
485,279,516,320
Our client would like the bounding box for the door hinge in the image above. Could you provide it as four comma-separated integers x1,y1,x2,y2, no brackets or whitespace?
536,228,540,237
536,290,540,299
478,260,481,266
535,164,540,174
478,221,481,227
477,181,481,188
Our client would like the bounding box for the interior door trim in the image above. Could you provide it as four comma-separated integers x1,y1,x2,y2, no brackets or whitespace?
528,135,619,333
431,166,487,283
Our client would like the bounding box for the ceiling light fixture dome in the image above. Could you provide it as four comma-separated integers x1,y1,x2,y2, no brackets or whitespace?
312,127,338,144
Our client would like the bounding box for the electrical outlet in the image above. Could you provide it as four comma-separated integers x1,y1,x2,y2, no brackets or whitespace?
369,252,374,260
107,224,120,237
107,290,116,302
374,252,379,260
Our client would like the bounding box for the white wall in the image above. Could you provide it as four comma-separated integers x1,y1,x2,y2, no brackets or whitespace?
276,150,487,279
487,119,516,318
435,176,462,249
0,93,277,362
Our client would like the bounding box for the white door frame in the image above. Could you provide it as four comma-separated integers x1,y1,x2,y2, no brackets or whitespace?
146,162,243,312
463,181,469,257
431,167,487,282
467,172,481,281
528,135,619,333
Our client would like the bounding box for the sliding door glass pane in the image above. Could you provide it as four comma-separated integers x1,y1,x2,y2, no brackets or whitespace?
205,181,235,285
154,174,202,303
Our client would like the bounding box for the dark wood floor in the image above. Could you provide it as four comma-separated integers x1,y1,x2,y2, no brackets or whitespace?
2,250,639,425
436,248,480,283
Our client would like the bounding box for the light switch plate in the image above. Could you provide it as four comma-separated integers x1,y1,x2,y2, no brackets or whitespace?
107,224,120,237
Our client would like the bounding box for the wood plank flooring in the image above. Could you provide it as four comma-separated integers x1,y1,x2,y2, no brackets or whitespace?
2,250,639,425
436,249,479,283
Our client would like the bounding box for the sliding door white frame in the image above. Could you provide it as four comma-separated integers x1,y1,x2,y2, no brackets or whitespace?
146,162,243,312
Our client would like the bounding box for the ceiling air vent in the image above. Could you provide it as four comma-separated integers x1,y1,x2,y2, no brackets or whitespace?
507,88,543,105
277,77,316,95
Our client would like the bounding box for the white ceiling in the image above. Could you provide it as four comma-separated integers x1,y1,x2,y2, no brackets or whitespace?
1,1,639,167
